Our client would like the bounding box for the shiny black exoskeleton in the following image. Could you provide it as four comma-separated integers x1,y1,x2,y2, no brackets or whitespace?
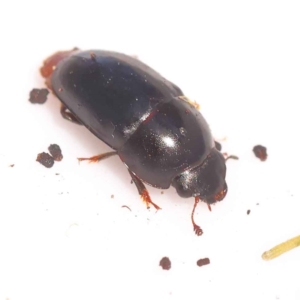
40,48,228,235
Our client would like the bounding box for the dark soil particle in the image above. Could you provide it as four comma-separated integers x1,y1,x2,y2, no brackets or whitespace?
36,152,54,168
253,145,267,161
48,144,63,161
197,258,210,267
159,257,171,270
247,209,251,215
29,88,49,104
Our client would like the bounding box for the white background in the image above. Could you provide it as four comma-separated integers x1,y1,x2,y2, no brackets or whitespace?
0,1,300,299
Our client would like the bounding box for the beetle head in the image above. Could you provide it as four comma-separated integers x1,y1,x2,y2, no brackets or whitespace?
40,48,79,90
172,148,227,204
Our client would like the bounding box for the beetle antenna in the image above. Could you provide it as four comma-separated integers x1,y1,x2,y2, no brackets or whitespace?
223,152,239,162
225,155,239,162
191,196,203,236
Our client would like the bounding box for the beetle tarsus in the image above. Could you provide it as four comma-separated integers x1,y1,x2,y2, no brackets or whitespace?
129,170,161,210
77,151,117,163
141,190,161,210
191,196,203,236
60,104,82,125
193,224,203,236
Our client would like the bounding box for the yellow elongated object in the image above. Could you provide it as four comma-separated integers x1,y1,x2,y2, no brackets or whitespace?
262,234,300,260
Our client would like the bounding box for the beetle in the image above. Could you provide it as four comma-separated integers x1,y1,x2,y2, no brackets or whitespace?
40,48,228,235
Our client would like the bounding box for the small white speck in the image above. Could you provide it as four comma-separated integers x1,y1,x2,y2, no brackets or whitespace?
180,127,187,136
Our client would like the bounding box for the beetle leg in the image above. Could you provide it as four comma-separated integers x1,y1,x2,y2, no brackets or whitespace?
77,151,117,163
191,196,203,236
60,104,82,125
128,170,161,210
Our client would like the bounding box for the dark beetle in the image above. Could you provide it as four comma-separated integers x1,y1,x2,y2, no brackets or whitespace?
40,48,227,235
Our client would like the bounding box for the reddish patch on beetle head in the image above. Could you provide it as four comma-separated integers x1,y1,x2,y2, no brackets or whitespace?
214,185,227,202
40,48,79,89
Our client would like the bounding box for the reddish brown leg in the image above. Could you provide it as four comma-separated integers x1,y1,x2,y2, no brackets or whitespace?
77,151,117,163
191,196,203,236
207,204,212,211
128,170,161,210
60,104,82,125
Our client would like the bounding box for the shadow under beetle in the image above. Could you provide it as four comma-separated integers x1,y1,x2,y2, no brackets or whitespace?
40,48,228,236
